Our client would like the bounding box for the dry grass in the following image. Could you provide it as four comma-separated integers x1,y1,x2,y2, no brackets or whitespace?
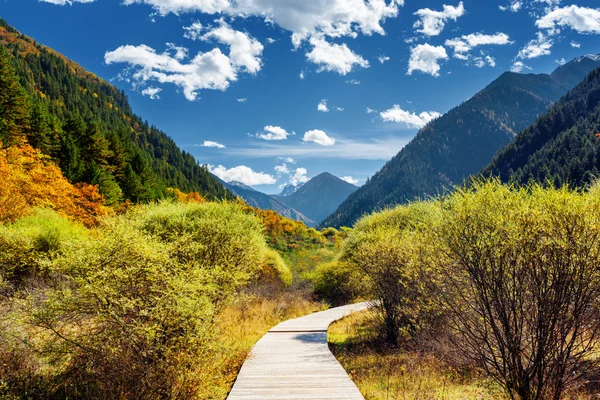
328,310,504,400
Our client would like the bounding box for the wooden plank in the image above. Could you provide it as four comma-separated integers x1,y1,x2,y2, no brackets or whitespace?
227,303,369,400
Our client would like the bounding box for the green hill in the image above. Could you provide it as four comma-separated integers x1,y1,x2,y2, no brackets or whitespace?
0,18,232,204
320,55,600,228
482,64,600,188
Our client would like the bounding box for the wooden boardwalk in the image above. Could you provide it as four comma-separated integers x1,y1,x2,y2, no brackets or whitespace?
227,302,370,400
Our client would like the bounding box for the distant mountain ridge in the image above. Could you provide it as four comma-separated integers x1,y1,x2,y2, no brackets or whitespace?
217,172,357,226
274,172,358,224
321,54,600,228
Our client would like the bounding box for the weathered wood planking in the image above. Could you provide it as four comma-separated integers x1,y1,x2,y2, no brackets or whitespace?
227,302,370,400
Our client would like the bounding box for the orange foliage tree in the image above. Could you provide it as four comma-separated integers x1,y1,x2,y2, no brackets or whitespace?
0,143,109,225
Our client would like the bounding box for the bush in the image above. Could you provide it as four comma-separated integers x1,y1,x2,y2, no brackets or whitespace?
254,248,293,288
342,202,441,346
10,201,270,399
312,260,365,306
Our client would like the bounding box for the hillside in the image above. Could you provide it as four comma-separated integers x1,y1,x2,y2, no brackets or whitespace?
320,55,600,228
218,178,316,226
482,66,600,187
275,172,358,224
0,18,231,203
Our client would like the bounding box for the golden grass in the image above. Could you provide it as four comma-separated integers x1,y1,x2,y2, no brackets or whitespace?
328,310,505,400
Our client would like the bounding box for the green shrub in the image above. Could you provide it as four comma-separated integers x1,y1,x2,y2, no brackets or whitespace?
312,260,365,306
255,248,293,288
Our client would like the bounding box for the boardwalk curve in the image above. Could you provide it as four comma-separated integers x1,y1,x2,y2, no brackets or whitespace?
227,302,370,400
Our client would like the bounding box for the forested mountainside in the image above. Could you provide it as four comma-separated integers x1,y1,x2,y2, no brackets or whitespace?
0,19,231,204
275,172,357,224
482,66,600,188
321,55,600,228
219,179,316,226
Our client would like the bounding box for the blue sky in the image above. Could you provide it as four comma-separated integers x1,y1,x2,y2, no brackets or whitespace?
2,0,600,193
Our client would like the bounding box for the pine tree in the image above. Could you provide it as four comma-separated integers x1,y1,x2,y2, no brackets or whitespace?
0,46,29,147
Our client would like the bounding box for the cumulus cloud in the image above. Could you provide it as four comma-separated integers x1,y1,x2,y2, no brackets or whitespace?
202,140,226,148
366,107,377,114
571,41,581,48
299,71,305,79
413,1,465,36
106,22,263,101
445,32,512,59
277,157,295,164
40,0,94,4
236,97,247,102
141,86,162,99
378,55,391,64
256,125,294,141
511,61,532,73
266,38,276,44
209,165,276,185
347,79,361,85
318,99,329,112
303,129,336,146
517,31,553,59
536,5,600,35
288,168,309,186
555,57,566,65
183,21,204,40
274,164,290,174
341,176,359,185
499,1,522,12
306,37,369,75
335,107,344,111
123,0,403,44
407,44,448,77
380,105,441,128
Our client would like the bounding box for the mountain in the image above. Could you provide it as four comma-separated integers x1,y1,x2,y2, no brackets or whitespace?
279,183,302,196
275,173,358,224
321,55,600,228
0,18,232,204
215,177,316,226
482,66,600,188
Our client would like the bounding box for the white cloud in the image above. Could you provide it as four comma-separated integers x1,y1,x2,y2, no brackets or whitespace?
299,71,305,79
123,0,403,47
277,157,295,164
413,1,465,36
303,129,336,146
106,22,263,101
517,31,553,59
166,42,188,60
378,55,391,64
555,57,566,65
228,137,411,160
366,107,377,113
105,44,236,101
445,33,512,59
318,99,329,112
380,105,441,128
210,165,276,185
511,61,532,73
571,41,581,48
274,164,290,174
202,140,226,148
288,168,309,186
306,37,369,75
183,22,204,41
407,44,448,77
256,125,294,141
347,79,361,85
141,86,162,99
236,97,247,102
199,21,264,74
536,5,600,35
39,0,94,4
335,107,344,111
341,176,359,185
499,1,522,12
266,38,276,44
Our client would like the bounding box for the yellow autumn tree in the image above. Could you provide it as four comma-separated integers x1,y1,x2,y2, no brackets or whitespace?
0,143,109,225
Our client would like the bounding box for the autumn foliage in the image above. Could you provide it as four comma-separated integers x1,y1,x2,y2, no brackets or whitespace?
0,143,109,226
